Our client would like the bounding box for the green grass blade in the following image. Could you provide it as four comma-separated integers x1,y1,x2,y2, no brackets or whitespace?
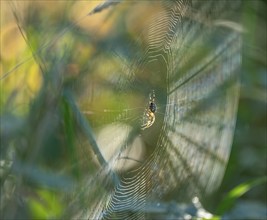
216,176,267,215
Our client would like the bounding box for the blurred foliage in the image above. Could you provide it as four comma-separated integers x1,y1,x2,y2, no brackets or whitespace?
207,0,267,217
27,189,63,219
0,0,266,219
216,176,267,215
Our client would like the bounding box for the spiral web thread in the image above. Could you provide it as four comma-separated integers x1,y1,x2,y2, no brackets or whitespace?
70,0,243,219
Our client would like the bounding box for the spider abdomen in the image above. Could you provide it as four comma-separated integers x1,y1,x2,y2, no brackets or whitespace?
149,102,157,113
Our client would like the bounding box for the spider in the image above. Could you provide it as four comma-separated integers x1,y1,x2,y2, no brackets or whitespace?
141,90,157,130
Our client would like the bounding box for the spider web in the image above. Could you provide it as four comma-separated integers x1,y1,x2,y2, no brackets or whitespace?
72,0,242,219
3,0,242,219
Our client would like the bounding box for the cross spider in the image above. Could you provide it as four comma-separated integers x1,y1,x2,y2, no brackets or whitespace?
141,90,157,130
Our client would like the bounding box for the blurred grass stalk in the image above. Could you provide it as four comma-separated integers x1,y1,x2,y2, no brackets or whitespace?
216,176,267,215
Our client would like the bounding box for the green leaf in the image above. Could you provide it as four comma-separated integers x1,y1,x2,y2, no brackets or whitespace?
27,189,63,219
216,176,267,215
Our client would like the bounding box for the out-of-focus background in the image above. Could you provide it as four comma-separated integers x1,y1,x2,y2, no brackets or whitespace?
1,1,266,219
